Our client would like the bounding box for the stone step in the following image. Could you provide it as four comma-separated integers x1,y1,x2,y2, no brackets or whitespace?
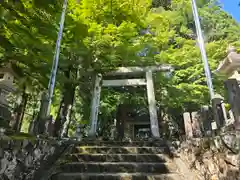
73,146,171,154
51,172,182,180
64,154,168,163
58,162,178,173
72,140,167,147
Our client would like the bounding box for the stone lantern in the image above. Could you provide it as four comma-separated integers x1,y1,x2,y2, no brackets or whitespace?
216,46,240,130
0,64,17,126
216,46,240,79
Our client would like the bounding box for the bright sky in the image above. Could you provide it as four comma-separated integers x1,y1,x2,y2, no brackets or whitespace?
219,0,240,22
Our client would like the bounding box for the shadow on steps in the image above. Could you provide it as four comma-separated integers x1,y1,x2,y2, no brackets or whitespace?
49,140,182,180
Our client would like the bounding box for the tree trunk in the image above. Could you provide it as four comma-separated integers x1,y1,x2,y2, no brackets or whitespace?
61,101,74,137
32,91,49,135
28,99,39,134
53,65,76,137
17,92,28,131
12,88,28,132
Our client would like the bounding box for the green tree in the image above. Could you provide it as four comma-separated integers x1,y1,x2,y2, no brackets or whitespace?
0,0,239,137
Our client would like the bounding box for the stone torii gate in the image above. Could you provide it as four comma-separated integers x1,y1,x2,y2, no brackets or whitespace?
216,46,240,130
88,65,173,138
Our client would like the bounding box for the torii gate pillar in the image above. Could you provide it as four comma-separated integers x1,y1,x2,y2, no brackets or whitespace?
146,70,160,137
88,74,102,137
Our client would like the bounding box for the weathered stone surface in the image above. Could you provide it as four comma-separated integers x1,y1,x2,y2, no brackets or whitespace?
225,153,239,167
52,140,186,180
191,112,203,137
221,131,240,154
183,112,193,139
176,132,240,180
0,135,71,180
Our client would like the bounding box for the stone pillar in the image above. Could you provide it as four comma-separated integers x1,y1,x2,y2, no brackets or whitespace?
183,112,193,139
212,94,226,129
200,105,212,136
146,71,160,138
225,79,240,130
191,111,202,137
89,74,102,137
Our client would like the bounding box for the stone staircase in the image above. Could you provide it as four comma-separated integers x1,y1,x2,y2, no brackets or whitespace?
50,140,184,180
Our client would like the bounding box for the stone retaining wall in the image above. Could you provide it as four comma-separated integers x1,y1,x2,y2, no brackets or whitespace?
173,131,240,180
0,135,72,180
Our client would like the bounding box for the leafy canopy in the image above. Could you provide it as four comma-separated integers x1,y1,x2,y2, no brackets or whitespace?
0,0,240,127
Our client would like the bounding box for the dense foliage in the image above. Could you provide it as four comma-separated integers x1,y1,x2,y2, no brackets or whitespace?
0,0,239,136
